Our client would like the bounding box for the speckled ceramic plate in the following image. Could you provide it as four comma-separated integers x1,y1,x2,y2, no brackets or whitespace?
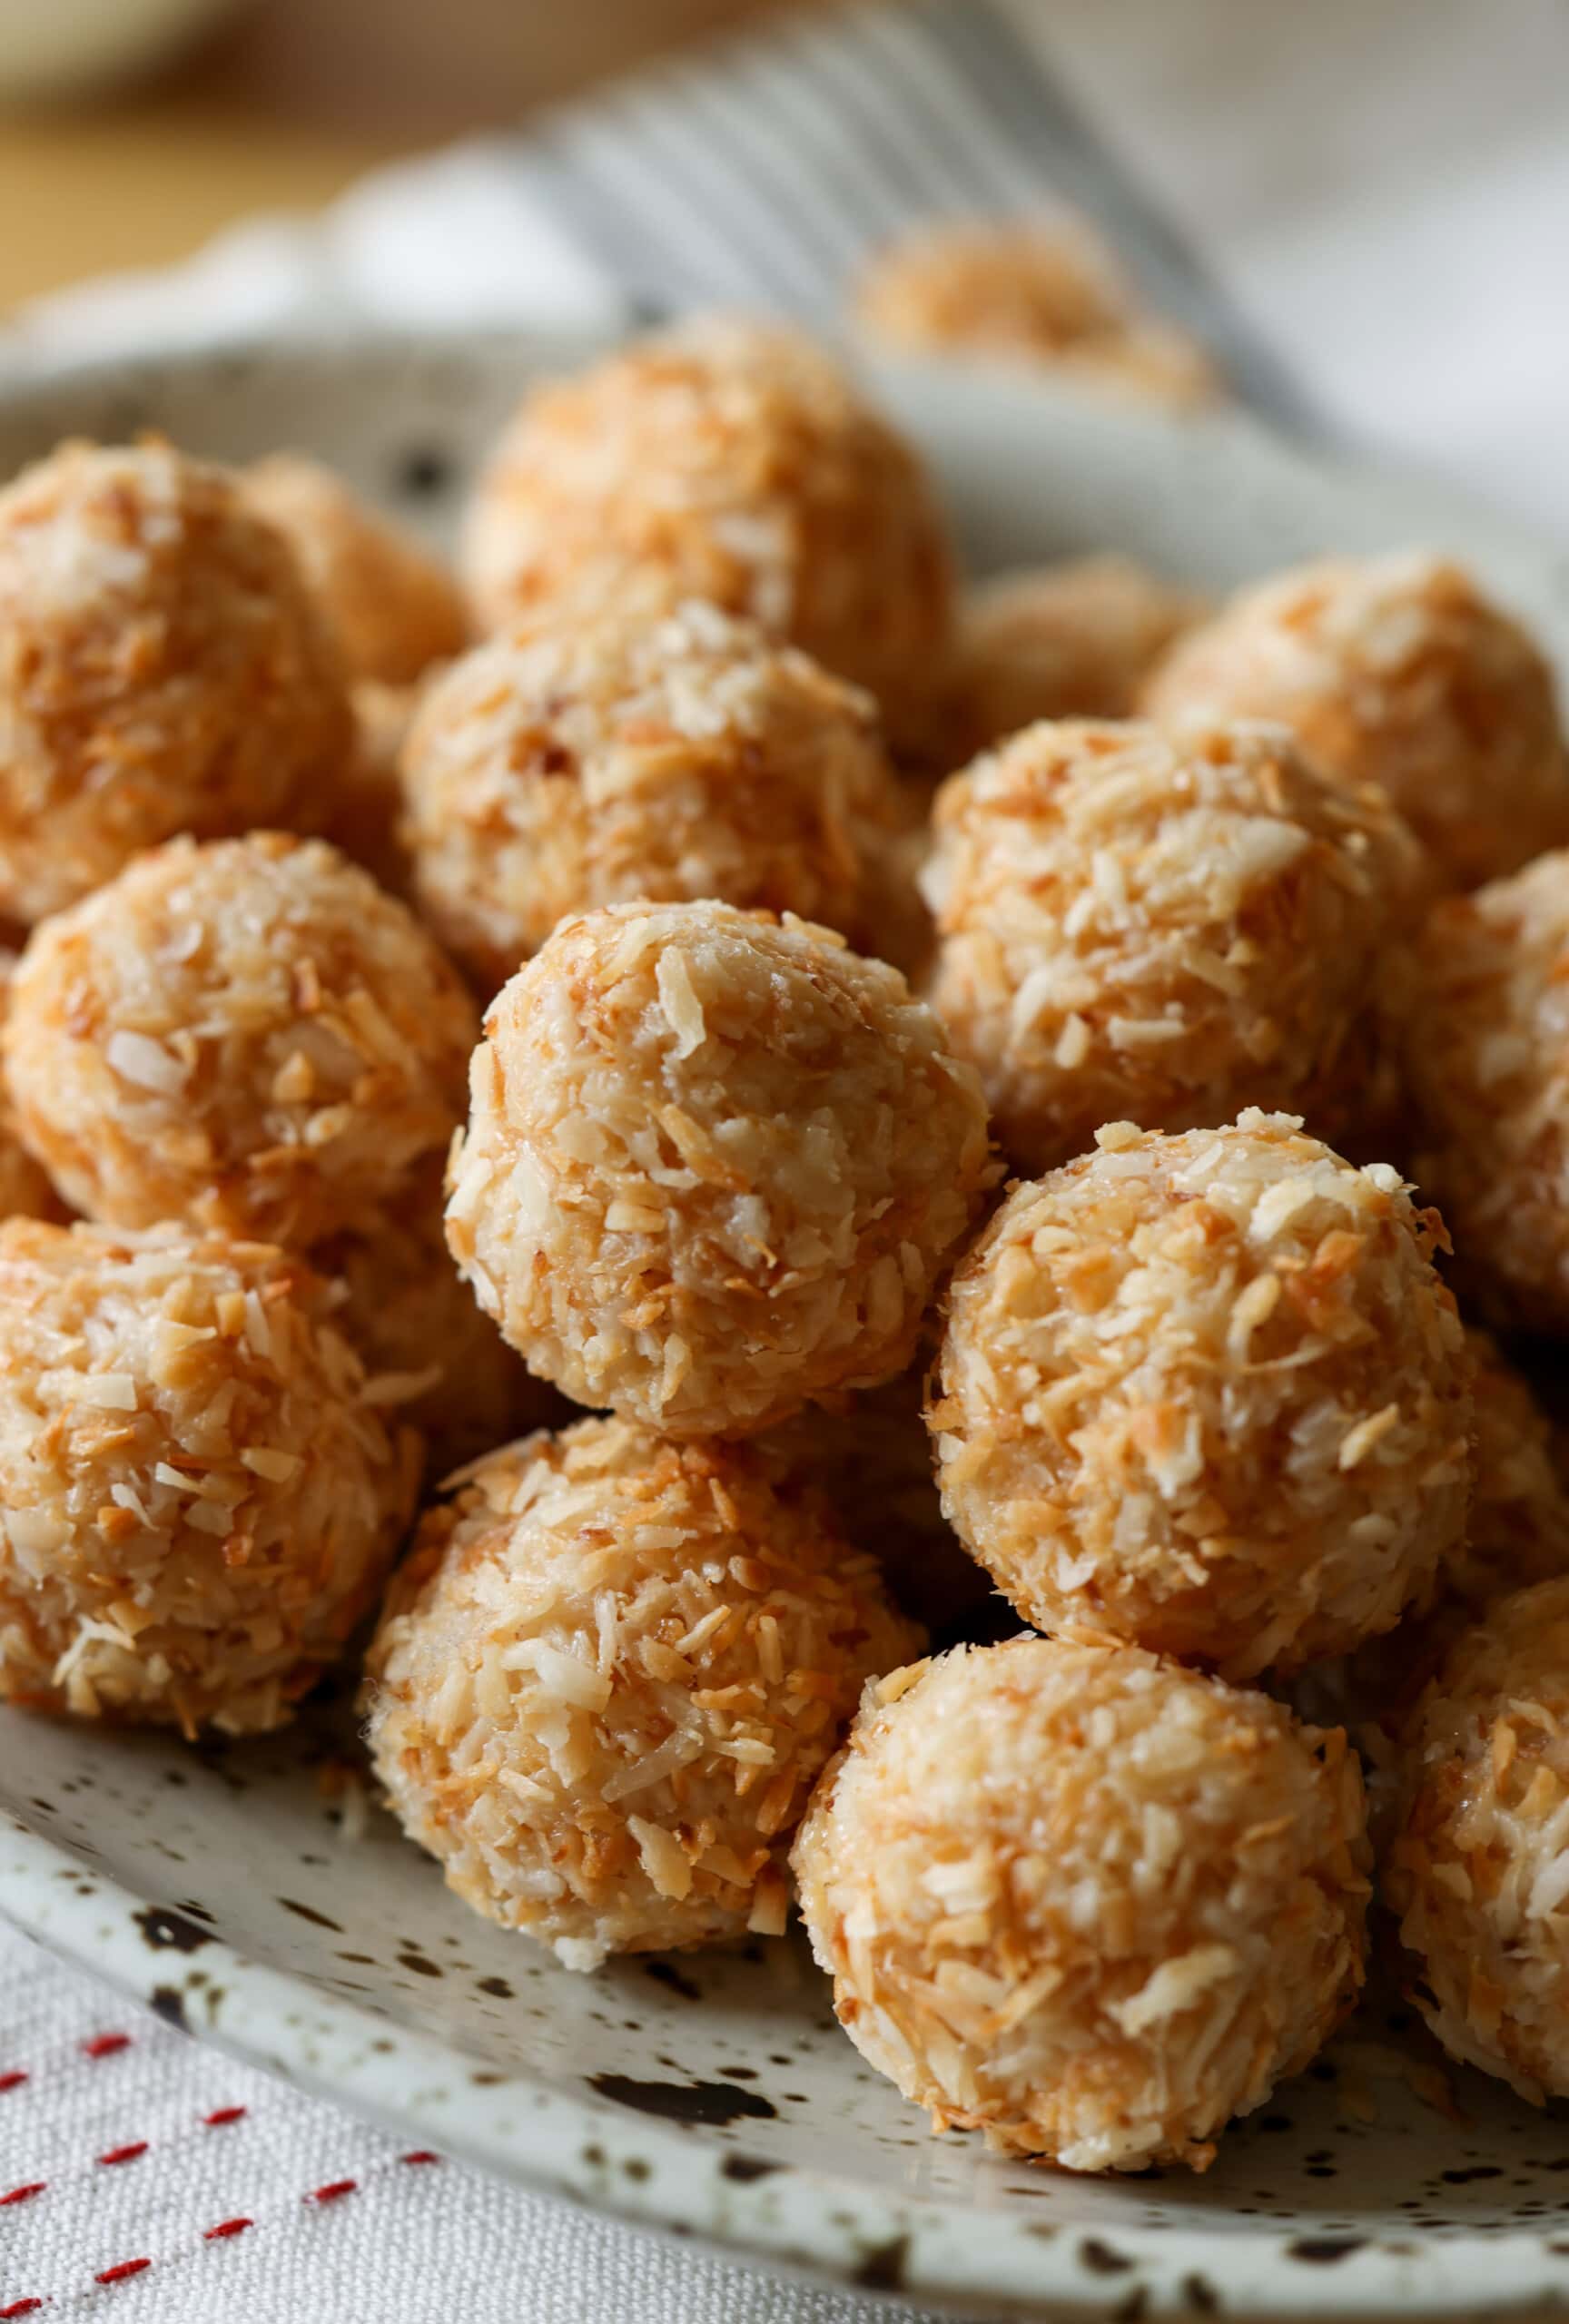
5,334,1569,2323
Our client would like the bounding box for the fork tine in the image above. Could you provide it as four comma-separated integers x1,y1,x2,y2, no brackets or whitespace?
844,7,1043,216
919,0,1324,433
646,62,851,310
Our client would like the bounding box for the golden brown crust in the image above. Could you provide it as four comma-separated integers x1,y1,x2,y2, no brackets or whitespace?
399,602,907,990
923,717,1423,1171
0,439,354,923
5,832,479,1247
957,556,1208,753
241,453,467,686
364,1413,919,1965
445,901,996,1437
459,317,956,752
792,1634,1369,2171
1387,1575,1569,2100
1144,554,1569,891
0,1216,417,1735
1396,855,1569,1332
932,1113,1472,1679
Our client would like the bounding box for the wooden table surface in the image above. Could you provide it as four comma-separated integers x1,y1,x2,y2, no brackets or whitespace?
0,0,794,314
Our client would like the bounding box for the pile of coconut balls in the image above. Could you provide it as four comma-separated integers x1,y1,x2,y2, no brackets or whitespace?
9,312,1569,2182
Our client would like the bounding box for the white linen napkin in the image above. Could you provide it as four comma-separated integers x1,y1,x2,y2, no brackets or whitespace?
4,3,1568,2318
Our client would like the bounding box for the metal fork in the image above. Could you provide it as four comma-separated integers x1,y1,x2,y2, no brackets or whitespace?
512,0,1320,436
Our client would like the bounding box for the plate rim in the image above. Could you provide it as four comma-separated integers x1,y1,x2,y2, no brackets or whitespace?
10,1803,1569,2324
3,325,1569,2320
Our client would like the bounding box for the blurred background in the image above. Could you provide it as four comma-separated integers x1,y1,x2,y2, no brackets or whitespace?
1,0,1565,530
0,0,794,309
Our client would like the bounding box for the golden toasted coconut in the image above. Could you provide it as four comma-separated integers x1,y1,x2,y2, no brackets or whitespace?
759,1366,992,1636
240,453,467,686
923,718,1423,1172
364,1413,919,1966
399,601,906,992
318,1167,566,1482
1143,554,1569,892
957,556,1208,752
445,901,996,1438
1283,1325,1569,1796
931,1114,1472,1679
854,219,1223,409
1386,1575,1569,2101
321,679,419,901
459,316,956,752
1396,855,1569,1333
792,1633,1369,2171
0,438,353,924
0,953,67,1226
5,832,478,1248
0,1217,418,1735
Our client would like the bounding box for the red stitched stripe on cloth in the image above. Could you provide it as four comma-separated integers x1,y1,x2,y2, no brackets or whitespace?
205,2218,252,2241
204,2105,247,2126
96,2260,152,2285
99,2142,149,2166
0,2184,44,2207
0,2073,25,2094
82,2034,131,2060
308,2179,357,2204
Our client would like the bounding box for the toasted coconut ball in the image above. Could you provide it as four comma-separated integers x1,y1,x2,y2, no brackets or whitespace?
321,680,419,900
0,439,354,925
761,1368,992,1636
240,454,466,687
459,318,956,750
5,832,479,1247
399,602,906,992
364,1413,919,1967
1396,854,1569,1332
0,954,66,1226
1283,1327,1569,1776
446,901,994,1438
1386,1575,1569,2100
1450,1328,1569,1613
318,1169,565,1480
922,719,1423,1173
792,1633,1370,2171
0,1217,417,1735
959,556,1207,753
1142,554,1569,891
854,221,1223,410
931,1114,1472,1679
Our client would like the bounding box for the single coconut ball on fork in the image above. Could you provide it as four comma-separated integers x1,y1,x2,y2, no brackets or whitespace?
0,438,353,925
0,1217,418,1736
364,1413,919,1967
929,1112,1473,1680
444,900,995,1437
853,218,1223,409
792,1631,1371,2171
